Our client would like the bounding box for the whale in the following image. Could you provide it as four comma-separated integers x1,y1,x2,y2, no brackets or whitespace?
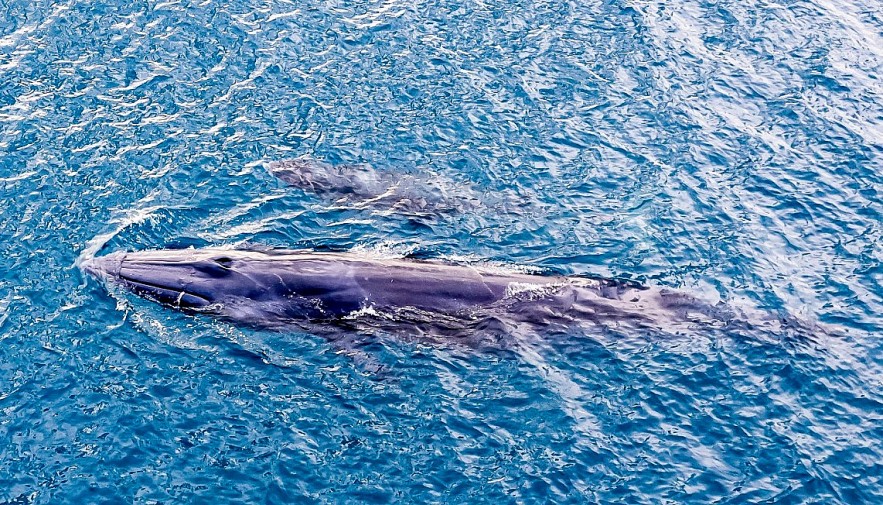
81,247,750,345
267,158,483,214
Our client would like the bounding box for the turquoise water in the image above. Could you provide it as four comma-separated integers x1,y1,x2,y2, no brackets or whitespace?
2,0,882,502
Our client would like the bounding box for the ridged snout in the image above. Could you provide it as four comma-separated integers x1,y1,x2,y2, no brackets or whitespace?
81,250,216,309
80,252,125,281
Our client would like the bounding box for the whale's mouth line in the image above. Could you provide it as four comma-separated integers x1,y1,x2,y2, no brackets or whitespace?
117,272,212,307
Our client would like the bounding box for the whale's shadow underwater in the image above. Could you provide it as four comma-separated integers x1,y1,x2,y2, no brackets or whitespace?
82,158,825,359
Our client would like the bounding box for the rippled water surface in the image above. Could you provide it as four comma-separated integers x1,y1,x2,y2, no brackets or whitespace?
2,0,882,502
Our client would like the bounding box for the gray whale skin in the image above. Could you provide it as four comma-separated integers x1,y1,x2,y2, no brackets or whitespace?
81,248,739,336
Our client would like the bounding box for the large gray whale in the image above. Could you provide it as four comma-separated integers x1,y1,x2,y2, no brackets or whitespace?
81,247,750,344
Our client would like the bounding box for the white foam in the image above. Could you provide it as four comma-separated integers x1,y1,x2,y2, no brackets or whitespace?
350,241,419,259
342,305,388,320
76,190,167,268
505,281,564,299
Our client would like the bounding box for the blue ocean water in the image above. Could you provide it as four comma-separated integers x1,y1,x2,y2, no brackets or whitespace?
1,0,882,502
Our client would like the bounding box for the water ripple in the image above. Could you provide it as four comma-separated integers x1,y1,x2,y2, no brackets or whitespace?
1,0,882,502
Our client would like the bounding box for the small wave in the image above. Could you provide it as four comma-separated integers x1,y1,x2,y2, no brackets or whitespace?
76,193,168,268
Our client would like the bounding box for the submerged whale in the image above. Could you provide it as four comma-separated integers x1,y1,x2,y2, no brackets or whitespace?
81,247,748,344
267,158,483,214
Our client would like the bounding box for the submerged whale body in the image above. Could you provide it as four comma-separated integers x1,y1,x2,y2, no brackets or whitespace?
267,158,481,214
82,248,745,342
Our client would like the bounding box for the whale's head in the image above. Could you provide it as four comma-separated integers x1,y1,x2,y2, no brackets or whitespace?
267,157,380,197
81,249,266,311
81,248,363,323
